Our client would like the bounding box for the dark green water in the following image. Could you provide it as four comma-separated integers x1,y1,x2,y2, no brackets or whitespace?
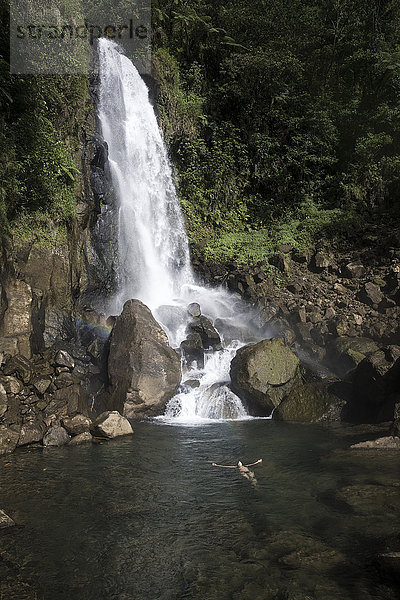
1,421,399,600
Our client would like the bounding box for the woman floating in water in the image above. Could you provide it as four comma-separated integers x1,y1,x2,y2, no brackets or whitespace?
211,459,262,485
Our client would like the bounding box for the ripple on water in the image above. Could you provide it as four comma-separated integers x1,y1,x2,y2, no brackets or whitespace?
0,421,399,600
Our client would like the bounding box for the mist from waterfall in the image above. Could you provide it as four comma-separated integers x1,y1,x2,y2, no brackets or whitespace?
97,39,269,423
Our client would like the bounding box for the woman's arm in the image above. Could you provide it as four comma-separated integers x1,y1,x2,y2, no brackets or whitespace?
245,459,262,467
211,463,236,468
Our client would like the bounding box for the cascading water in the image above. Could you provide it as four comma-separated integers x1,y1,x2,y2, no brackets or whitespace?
97,39,270,423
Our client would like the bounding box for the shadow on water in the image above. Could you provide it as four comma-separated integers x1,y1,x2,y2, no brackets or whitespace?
0,420,399,600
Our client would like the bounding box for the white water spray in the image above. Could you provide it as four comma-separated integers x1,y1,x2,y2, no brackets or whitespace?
98,40,269,423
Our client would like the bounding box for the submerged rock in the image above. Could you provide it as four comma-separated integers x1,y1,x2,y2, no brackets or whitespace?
350,436,400,449
91,411,133,438
0,509,15,529
230,338,300,415
108,300,181,419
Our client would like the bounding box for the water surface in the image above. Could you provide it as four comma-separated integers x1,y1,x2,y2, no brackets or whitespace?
1,421,399,600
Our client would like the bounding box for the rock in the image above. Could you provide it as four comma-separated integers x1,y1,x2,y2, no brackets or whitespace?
180,333,204,368
326,336,379,378
324,307,336,320
188,315,221,349
375,552,400,585
292,306,307,323
0,375,23,394
0,509,15,529
91,411,133,438
274,381,345,423
18,416,46,446
349,347,400,422
3,354,32,383
187,302,201,317
54,350,75,369
62,414,91,436
269,318,296,346
0,278,32,358
108,300,182,419
269,253,290,273
43,425,70,447
32,377,52,395
68,431,93,445
342,262,366,278
292,249,309,263
0,425,20,455
230,338,301,414
44,384,90,420
350,436,400,449
54,372,78,389
183,379,200,388
357,282,383,307
313,252,330,271
0,383,7,418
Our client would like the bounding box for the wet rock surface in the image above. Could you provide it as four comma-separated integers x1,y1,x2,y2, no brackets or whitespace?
230,338,301,414
107,299,182,419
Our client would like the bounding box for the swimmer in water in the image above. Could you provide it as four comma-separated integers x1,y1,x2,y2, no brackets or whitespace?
211,459,262,485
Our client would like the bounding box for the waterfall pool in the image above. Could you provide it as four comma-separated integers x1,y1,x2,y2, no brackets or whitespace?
1,420,399,600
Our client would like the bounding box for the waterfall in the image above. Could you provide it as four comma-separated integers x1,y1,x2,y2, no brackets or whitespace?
97,39,269,423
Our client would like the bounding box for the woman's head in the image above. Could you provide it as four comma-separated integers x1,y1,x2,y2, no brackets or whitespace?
237,461,243,467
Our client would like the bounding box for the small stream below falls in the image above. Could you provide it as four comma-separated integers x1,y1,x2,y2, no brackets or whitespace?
1,421,399,600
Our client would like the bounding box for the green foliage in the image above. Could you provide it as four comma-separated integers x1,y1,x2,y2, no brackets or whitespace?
202,198,356,266
153,0,400,265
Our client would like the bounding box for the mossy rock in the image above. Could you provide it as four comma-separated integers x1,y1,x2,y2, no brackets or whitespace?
274,380,345,423
230,338,300,415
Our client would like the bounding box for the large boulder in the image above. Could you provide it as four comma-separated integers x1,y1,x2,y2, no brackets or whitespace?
326,336,379,378
274,380,346,423
91,411,133,438
348,346,400,422
230,338,301,415
108,300,182,419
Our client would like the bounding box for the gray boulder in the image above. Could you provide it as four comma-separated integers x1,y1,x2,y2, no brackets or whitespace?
108,300,182,419
91,411,133,438
62,414,92,436
187,302,201,317
0,425,20,455
43,425,70,447
188,315,221,349
230,338,301,415
357,282,383,307
69,431,93,445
